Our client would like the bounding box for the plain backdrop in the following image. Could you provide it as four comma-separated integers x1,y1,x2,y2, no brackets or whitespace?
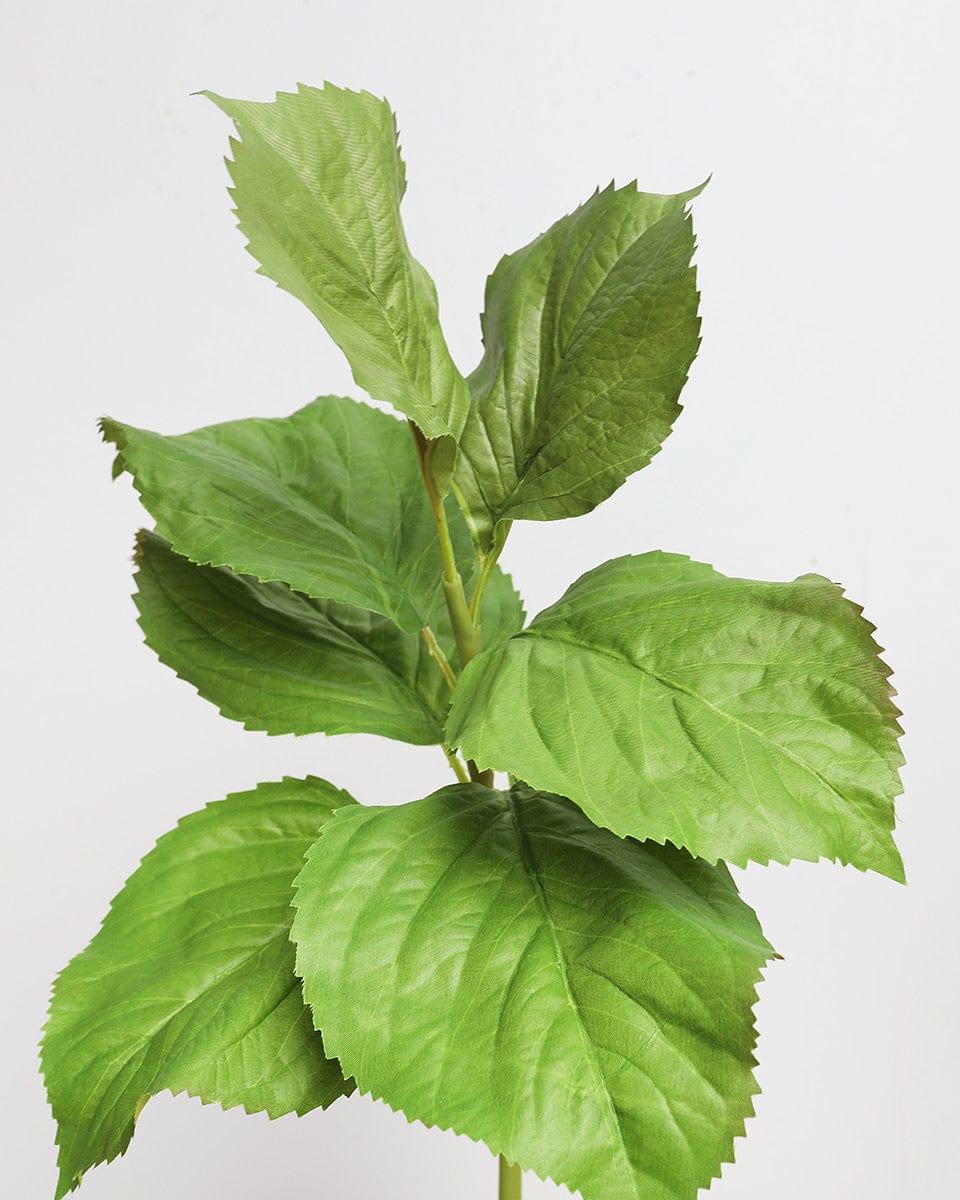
4,1,958,1196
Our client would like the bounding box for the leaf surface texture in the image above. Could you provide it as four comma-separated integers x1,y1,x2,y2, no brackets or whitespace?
447,552,904,877
43,777,355,1198
205,84,468,450
103,396,472,633
293,783,772,1200
455,184,702,549
133,530,524,744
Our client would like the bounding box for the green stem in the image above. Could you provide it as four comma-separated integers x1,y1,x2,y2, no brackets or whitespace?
420,626,457,691
443,747,470,784
469,520,511,622
410,423,512,1200
409,422,480,669
443,575,481,668
499,1156,522,1200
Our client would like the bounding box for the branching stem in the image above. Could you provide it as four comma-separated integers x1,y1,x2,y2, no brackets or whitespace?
469,521,510,622
409,422,480,669
443,747,470,784
412,420,518,1200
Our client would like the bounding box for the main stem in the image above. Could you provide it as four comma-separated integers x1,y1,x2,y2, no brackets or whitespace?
499,1158,522,1200
412,422,518,1200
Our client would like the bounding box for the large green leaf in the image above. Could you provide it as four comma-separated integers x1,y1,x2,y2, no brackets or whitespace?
292,783,772,1200
447,552,905,879
42,777,355,1199
204,85,468,451
102,395,472,633
132,529,524,744
454,183,702,551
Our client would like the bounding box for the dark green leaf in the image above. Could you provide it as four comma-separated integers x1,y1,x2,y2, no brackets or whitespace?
454,183,702,551
43,777,355,1199
292,783,772,1200
447,552,904,879
132,530,524,744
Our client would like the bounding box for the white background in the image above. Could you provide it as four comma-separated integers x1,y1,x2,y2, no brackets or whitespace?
4,1,958,1196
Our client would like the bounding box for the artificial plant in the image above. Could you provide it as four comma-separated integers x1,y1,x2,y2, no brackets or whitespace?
42,83,904,1200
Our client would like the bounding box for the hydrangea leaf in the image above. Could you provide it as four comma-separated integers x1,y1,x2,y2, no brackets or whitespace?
204,84,468,464
42,777,356,1199
132,530,524,744
102,395,473,634
454,183,703,551
292,783,773,1200
447,552,904,879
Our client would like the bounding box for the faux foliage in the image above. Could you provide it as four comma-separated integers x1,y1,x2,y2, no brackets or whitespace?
43,82,905,1200
293,785,772,1200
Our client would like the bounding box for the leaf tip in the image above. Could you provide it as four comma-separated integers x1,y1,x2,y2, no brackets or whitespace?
196,89,231,114
685,173,712,202
881,849,908,886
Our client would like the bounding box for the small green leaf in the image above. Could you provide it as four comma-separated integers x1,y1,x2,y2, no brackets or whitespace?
448,552,904,878
42,777,355,1199
133,530,525,744
292,783,772,1200
204,84,469,456
102,396,472,633
454,183,702,551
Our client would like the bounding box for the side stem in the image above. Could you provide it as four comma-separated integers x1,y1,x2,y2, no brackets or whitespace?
469,519,511,622
420,626,457,691
409,423,479,668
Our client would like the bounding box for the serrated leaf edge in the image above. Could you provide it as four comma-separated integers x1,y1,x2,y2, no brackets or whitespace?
291,812,773,1200
99,402,430,633
130,530,445,745
448,553,906,882
41,776,356,1198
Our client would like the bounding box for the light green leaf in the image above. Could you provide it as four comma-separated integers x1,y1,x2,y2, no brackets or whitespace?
42,777,355,1199
132,530,524,744
102,395,472,633
447,552,905,879
454,183,703,551
292,783,772,1200
204,84,468,455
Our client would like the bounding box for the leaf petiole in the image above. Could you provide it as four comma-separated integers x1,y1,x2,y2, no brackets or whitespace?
443,747,470,784
420,626,457,691
469,521,511,624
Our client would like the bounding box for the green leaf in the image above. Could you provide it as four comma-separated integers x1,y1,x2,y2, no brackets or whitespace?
447,552,905,879
133,530,441,742
102,395,472,633
454,183,703,551
292,783,772,1200
42,777,355,1199
132,530,524,744
204,84,469,454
